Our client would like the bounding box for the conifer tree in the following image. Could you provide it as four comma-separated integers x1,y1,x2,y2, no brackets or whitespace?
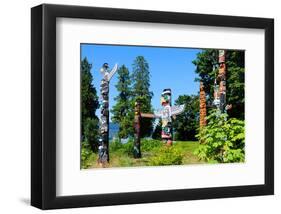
111,65,134,138
131,56,154,137
81,57,99,151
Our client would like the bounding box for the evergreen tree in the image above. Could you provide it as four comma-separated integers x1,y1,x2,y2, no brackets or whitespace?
131,56,154,137
192,50,245,119
111,65,134,139
173,95,199,141
81,57,99,151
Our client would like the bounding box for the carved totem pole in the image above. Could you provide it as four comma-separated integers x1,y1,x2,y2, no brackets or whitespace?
212,50,231,112
159,89,173,145
218,50,227,112
133,101,141,158
98,63,118,165
135,89,185,149
199,82,207,127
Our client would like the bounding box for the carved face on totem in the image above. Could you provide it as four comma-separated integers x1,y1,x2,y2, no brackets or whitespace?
161,89,171,106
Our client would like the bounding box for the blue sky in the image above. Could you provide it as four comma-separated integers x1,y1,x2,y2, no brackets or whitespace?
81,44,201,118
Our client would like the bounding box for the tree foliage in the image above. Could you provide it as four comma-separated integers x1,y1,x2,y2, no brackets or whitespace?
111,65,134,138
81,57,99,132
195,110,245,163
131,56,154,137
192,50,245,119
173,95,199,141
81,57,99,157
84,117,99,150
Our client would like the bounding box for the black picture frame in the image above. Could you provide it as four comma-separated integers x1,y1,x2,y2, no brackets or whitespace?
31,4,274,210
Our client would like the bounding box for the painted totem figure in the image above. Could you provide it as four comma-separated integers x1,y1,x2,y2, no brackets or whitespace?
133,89,185,156
98,63,118,165
212,50,228,112
213,78,220,108
213,62,220,109
159,89,173,145
154,89,185,145
218,50,227,112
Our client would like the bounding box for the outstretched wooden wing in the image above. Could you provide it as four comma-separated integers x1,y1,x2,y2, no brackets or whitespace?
171,104,185,116
107,63,118,81
152,104,185,118
153,109,163,118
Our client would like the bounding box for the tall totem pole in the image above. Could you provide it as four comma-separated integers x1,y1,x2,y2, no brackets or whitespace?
218,50,227,112
213,50,227,112
133,101,141,158
199,82,207,127
98,63,118,165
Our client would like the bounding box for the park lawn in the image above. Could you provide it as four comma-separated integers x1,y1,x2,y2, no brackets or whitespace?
82,140,206,169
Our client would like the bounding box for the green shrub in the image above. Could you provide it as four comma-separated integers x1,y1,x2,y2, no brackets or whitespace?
120,139,133,154
195,110,245,163
148,146,184,166
141,139,163,152
109,139,123,152
81,141,95,168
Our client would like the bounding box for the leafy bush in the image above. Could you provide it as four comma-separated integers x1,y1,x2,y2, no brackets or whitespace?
109,139,135,156
110,138,163,156
148,146,184,166
122,139,134,155
109,140,124,152
81,141,95,168
195,110,245,163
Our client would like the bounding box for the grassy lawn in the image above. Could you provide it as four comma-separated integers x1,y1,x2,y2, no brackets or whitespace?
82,139,205,169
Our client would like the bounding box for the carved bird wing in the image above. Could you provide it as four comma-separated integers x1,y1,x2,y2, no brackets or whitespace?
153,109,163,118
107,63,118,81
170,104,185,116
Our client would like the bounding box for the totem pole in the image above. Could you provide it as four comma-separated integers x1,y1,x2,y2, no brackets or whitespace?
212,50,231,113
199,82,207,127
159,89,173,145
98,63,118,165
213,64,220,109
137,89,185,148
218,50,227,112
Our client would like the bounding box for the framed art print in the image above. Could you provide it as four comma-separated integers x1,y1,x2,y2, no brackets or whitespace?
31,4,274,209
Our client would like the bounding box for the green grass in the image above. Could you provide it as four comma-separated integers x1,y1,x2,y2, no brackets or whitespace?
83,139,206,169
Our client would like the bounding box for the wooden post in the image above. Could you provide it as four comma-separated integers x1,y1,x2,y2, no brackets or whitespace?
200,81,207,127
133,101,141,158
